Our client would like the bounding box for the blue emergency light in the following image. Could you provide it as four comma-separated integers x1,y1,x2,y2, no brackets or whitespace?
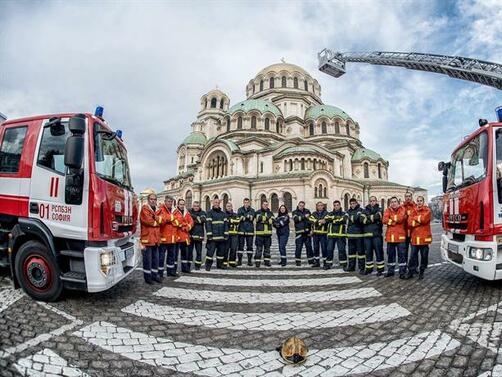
496,106,502,122
95,106,104,117
116,130,123,139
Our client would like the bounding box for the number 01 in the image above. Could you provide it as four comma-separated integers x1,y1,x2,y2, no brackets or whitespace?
39,203,50,219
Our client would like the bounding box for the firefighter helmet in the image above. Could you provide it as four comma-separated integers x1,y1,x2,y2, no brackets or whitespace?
277,336,308,364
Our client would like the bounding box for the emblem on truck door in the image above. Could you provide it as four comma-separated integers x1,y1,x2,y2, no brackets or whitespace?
115,200,122,213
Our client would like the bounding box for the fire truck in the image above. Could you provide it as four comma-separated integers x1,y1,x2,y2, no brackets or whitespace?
438,108,502,279
318,49,502,279
0,108,140,301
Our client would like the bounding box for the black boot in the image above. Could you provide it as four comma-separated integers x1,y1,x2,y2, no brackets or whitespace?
418,270,424,280
384,271,394,277
264,260,271,267
405,271,414,279
205,264,211,271
255,261,261,268
247,255,253,266
296,261,302,267
237,255,243,266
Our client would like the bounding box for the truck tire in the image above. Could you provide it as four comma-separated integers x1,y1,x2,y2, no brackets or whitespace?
15,240,63,302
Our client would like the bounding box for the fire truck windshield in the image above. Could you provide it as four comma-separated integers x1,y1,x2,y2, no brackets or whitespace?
447,131,488,191
94,123,132,190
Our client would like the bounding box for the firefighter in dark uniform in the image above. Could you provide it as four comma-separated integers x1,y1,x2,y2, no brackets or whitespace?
225,202,240,268
237,198,255,266
205,198,229,271
254,200,274,267
189,201,206,270
360,196,384,276
326,200,347,270
346,197,365,273
292,201,314,266
308,202,328,268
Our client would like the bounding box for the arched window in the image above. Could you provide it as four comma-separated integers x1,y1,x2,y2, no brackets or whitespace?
381,198,385,210
237,116,243,130
344,193,350,211
283,160,287,172
364,162,369,178
213,194,219,200
313,160,317,170
260,80,264,91
264,118,270,131
260,194,267,203
322,121,327,134
206,151,228,180
335,121,340,134
226,118,231,132
276,121,281,133
283,192,292,210
304,80,308,91
210,98,217,108
269,77,274,88
205,196,211,211
301,158,305,170
309,123,314,136
293,77,298,89
324,187,327,198
220,99,224,109
315,187,318,198
185,190,193,209
281,76,287,88
222,193,229,207
260,162,264,173
289,160,293,171
346,124,350,136
271,193,279,212
378,163,382,179
251,116,257,129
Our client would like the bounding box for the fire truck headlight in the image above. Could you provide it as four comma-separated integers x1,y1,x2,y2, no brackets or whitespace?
468,247,493,261
100,250,115,274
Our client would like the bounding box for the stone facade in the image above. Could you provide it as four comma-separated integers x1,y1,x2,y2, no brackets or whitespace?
154,62,427,211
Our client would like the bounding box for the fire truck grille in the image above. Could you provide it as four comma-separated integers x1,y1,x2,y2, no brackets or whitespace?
447,222,468,230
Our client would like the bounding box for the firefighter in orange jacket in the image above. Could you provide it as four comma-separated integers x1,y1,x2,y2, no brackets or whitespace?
175,199,194,273
402,192,417,262
383,197,408,278
158,196,179,277
140,193,161,284
406,196,432,280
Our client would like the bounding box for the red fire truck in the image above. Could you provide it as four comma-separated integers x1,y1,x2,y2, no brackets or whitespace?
0,108,140,301
439,108,502,280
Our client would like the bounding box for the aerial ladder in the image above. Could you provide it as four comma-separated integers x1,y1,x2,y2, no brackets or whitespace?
318,49,502,90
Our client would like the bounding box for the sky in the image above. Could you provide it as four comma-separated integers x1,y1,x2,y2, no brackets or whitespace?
0,0,501,197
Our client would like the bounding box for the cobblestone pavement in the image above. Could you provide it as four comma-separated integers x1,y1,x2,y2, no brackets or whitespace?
3,224,502,376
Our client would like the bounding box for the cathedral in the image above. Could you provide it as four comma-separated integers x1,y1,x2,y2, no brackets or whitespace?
155,61,426,212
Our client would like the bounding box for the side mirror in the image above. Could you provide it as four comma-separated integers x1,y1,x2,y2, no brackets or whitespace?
438,161,445,171
442,174,448,193
47,117,65,137
64,136,84,169
69,114,86,134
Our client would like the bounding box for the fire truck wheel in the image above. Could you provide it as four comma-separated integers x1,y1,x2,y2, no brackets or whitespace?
15,240,63,302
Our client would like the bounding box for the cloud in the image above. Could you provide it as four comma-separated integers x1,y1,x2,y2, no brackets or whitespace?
0,0,500,197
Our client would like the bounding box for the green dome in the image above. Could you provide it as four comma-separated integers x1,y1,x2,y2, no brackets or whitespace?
352,148,384,162
305,105,351,121
229,99,282,117
182,132,207,145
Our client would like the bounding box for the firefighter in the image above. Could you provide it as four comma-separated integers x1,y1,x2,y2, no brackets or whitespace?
205,198,229,271
225,202,240,268
406,196,432,279
402,191,417,262
346,198,364,273
292,201,314,266
360,196,384,276
237,198,255,266
383,196,408,278
254,200,274,267
274,204,290,266
175,199,194,273
158,196,179,277
139,193,161,284
309,202,328,268
326,200,347,270
188,201,206,270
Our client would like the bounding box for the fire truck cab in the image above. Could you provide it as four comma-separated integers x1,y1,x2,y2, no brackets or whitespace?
0,110,140,301
439,108,502,280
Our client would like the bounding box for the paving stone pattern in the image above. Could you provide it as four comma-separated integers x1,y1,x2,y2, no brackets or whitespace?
2,224,502,376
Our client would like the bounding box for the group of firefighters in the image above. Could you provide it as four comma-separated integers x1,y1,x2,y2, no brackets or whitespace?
139,191,432,284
